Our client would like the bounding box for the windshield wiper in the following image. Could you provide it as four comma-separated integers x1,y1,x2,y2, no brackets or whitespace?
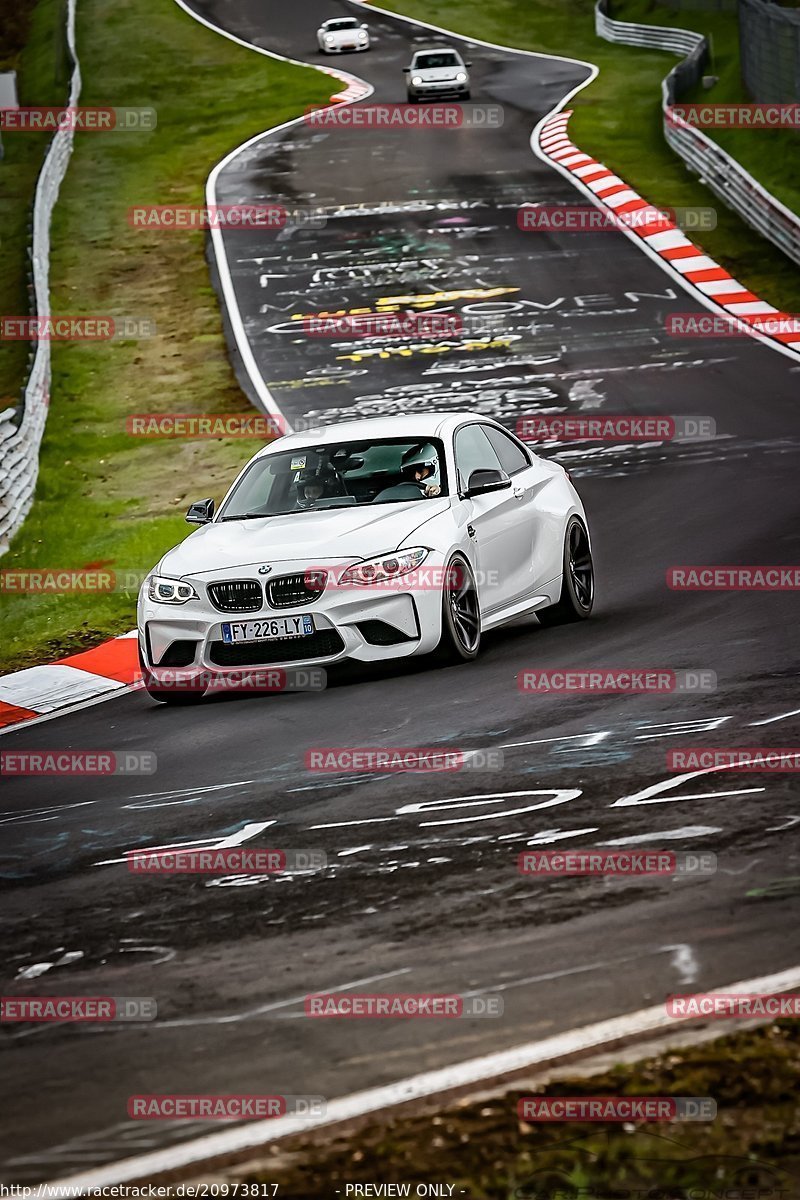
218,511,275,522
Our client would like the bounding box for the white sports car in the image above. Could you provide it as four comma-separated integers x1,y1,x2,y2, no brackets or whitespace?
137,413,594,703
404,47,471,101
317,16,370,53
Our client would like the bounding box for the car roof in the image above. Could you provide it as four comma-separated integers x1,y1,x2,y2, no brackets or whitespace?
256,412,487,455
322,15,358,23
412,46,462,58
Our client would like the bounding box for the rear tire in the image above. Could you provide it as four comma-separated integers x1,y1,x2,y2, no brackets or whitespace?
433,554,481,664
537,518,594,626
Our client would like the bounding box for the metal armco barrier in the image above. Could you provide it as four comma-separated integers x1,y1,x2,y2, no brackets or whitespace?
595,0,800,270
739,0,800,105
0,0,81,555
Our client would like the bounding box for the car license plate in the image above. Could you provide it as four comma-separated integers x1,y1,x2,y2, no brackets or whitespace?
222,615,314,643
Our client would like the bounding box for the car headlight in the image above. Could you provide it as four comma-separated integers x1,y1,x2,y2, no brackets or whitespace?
456,71,467,82
411,76,423,85
147,575,199,604
358,30,368,38
325,34,335,42
339,547,429,586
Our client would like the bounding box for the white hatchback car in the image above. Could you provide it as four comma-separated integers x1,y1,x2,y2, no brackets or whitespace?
138,413,594,703
317,16,370,53
404,47,471,101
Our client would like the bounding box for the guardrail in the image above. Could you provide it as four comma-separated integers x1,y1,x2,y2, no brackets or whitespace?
594,0,800,269
0,0,81,555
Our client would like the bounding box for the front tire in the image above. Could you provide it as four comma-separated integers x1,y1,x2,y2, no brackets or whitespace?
433,554,481,664
537,518,594,626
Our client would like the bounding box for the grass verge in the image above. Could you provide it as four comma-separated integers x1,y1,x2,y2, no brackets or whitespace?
374,0,800,315
615,0,800,220
240,1022,800,1198
0,0,331,672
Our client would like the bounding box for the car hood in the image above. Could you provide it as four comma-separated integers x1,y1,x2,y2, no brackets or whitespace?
324,27,362,40
158,500,450,577
413,66,464,80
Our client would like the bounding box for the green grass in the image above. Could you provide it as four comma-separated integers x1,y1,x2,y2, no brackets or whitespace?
242,1022,800,1198
0,0,331,672
614,0,800,218
0,0,70,409
373,0,800,315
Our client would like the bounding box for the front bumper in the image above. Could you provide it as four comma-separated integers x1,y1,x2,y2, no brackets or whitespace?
323,39,369,53
137,558,444,678
408,81,469,99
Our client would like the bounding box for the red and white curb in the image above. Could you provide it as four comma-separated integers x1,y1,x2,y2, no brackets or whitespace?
536,111,800,361
321,70,371,104
0,631,140,732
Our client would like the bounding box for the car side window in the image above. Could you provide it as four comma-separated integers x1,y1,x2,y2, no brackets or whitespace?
482,425,531,476
454,424,504,493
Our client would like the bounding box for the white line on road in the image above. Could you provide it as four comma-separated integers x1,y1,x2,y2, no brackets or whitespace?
46,965,800,1191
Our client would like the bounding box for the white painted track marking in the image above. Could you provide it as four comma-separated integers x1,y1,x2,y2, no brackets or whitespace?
47,965,800,1190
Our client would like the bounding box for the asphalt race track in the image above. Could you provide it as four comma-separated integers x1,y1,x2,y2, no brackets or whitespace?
2,0,800,1183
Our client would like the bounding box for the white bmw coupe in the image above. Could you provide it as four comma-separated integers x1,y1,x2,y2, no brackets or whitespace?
137,413,594,703
317,16,370,53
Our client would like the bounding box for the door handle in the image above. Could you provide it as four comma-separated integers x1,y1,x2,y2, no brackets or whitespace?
513,487,525,500
467,524,476,539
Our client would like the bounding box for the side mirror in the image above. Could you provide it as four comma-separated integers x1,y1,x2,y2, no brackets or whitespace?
465,468,510,497
185,498,215,525
465,60,473,67
361,22,368,28
403,67,411,73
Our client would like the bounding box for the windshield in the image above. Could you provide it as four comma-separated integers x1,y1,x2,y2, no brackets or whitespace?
218,438,449,520
414,52,461,69
326,19,359,30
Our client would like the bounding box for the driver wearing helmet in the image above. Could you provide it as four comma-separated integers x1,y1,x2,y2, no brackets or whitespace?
296,468,334,509
400,444,441,498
